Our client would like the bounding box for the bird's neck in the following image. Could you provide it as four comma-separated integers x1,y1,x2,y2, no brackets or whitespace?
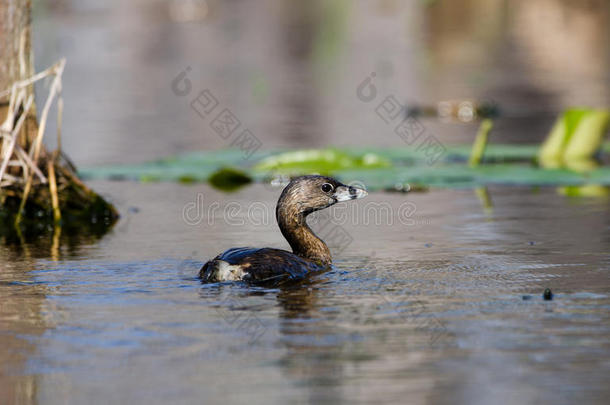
276,203,332,265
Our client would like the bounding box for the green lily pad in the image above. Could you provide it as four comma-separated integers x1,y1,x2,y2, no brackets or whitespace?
254,149,390,174
79,143,610,191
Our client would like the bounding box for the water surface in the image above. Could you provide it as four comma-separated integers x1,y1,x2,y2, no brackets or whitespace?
4,1,609,403
1,181,609,404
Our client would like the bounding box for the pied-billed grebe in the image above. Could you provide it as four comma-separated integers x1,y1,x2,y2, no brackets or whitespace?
199,175,367,283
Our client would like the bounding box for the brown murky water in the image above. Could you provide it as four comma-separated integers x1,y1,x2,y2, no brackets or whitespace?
2,181,609,404
2,0,610,404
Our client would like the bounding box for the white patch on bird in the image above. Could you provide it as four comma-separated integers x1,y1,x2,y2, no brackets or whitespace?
334,192,352,202
334,186,367,202
213,261,247,281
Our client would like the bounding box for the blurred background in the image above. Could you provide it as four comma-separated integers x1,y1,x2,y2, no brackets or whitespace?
1,2,609,403
33,0,610,166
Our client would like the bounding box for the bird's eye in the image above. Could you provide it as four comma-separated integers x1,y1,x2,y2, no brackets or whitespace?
321,183,333,193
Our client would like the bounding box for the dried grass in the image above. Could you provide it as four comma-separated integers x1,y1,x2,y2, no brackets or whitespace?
1,59,65,189
0,59,118,230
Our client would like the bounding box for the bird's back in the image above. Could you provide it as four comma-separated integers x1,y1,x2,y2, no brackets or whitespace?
199,247,327,284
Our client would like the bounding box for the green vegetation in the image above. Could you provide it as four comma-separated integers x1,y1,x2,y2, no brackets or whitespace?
78,108,609,193
208,167,252,191
469,119,494,167
539,108,610,170
80,142,610,192
255,149,390,174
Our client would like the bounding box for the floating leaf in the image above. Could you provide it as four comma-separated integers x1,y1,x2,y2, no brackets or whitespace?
208,167,252,192
254,149,390,174
80,144,610,191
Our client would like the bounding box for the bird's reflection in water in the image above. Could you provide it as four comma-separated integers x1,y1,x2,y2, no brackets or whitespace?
275,273,347,403
199,270,347,402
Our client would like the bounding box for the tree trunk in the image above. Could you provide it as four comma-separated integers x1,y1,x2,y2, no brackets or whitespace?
0,0,35,88
0,0,38,149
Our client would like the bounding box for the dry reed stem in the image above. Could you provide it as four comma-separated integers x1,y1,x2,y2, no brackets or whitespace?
57,96,63,150
15,175,32,225
15,145,47,183
2,58,116,231
0,59,66,191
48,157,61,224
0,59,68,228
31,59,66,165
0,60,64,100
0,94,34,180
